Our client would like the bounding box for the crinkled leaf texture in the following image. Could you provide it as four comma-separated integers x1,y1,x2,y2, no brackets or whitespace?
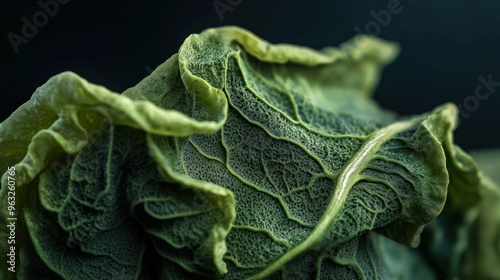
420,149,500,280
0,26,484,279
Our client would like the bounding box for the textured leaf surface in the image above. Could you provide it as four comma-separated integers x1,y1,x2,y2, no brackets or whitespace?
450,149,499,279
0,26,490,280
419,148,498,280
171,27,454,278
0,55,234,279
461,174,500,279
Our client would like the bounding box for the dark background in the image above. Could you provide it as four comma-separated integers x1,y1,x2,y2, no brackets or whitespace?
1,0,499,150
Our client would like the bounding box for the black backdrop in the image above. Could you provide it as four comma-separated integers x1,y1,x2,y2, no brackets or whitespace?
1,0,499,150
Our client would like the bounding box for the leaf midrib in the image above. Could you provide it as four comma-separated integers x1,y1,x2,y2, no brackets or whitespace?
247,116,424,279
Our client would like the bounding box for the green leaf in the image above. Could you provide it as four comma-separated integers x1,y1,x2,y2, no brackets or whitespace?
419,148,498,279
279,232,436,279
0,26,488,279
460,149,500,279
469,149,500,183
1,54,233,278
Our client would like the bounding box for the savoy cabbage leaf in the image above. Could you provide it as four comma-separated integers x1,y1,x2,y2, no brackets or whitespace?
419,149,500,280
0,26,496,279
